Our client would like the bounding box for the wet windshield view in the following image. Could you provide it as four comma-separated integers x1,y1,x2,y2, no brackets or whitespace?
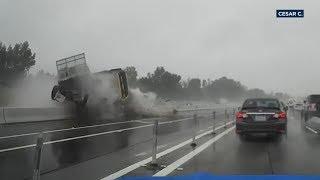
0,1,318,180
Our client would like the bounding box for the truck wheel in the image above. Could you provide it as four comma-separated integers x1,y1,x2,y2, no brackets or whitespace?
51,85,60,100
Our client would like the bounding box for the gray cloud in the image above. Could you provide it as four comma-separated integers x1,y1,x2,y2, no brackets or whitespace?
0,0,319,96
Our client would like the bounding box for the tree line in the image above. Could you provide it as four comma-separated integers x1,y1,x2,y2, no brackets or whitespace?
0,41,35,86
124,66,290,102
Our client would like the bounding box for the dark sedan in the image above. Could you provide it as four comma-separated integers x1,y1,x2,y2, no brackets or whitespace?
236,98,287,136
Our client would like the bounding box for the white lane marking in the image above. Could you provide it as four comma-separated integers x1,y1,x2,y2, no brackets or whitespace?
0,144,36,153
0,117,201,153
134,120,152,124
101,121,234,180
159,117,192,125
306,126,318,134
157,144,168,149
135,144,172,157
135,152,148,157
0,117,163,140
44,124,153,145
154,126,235,176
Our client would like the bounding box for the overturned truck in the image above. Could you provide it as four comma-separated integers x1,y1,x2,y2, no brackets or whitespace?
51,53,128,108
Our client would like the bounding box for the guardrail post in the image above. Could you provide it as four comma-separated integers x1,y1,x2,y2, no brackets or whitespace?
33,133,44,180
224,109,227,128
212,111,216,135
191,114,197,147
150,120,159,167
2,107,5,124
232,108,235,124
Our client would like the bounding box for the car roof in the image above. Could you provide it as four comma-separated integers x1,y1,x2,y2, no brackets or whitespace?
244,98,279,101
308,94,320,97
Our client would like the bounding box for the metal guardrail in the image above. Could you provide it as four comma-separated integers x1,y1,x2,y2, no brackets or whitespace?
0,106,238,124
145,108,236,170
27,107,237,179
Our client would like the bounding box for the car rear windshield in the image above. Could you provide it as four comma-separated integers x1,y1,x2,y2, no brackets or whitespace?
309,95,320,103
242,99,280,109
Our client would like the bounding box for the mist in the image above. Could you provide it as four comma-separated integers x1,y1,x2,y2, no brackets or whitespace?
8,74,60,107
128,88,175,116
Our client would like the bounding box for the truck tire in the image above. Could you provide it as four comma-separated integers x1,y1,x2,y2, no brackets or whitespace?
51,85,60,100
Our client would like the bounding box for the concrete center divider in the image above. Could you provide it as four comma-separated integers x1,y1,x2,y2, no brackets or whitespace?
1,107,74,124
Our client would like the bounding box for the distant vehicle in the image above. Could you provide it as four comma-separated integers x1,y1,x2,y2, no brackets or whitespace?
287,98,296,108
302,94,320,120
236,98,287,137
51,53,128,107
293,103,304,111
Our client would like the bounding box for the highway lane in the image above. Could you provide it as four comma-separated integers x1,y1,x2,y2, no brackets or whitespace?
0,109,232,180
161,110,320,175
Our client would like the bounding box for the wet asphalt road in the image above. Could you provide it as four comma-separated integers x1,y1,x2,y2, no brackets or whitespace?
0,109,230,180
4,108,317,179
153,110,320,176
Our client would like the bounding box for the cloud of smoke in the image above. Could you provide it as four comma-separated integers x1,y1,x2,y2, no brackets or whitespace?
8,75,61,107
81,71,175,117
5,70,175,119
87,73,120,105
127,88,175,116
81,72,126,119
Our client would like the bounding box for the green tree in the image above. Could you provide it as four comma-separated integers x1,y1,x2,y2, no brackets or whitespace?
201,79,207,88
0,41,36,83
188,78,201,90
186,78,202,100
124,66,138,87
246,88,267,98
138,66,182,98
204,76,247,101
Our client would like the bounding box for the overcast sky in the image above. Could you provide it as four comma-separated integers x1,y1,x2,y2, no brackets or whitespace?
0,0,319,96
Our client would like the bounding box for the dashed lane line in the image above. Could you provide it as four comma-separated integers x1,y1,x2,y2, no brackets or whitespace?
305,125,318,134
100,121,234,180
153,125,235,176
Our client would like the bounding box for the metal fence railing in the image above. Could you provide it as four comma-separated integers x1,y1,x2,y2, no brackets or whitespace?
1,107,238,180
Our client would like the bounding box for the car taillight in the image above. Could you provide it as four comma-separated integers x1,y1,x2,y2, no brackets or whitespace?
236,111,247,122
274,111,286,120
308,103,317,111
